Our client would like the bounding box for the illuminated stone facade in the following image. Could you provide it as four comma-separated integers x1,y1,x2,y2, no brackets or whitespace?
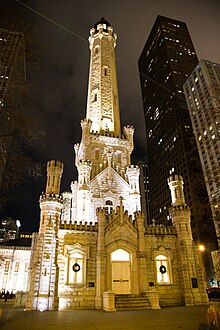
27,19,209,311
0,242,32,294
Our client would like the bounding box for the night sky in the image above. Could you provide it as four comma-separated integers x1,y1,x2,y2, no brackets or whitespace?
1,0,220,232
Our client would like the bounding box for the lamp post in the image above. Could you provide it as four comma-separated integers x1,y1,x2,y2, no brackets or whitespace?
198,244,205,253
198,244,206,281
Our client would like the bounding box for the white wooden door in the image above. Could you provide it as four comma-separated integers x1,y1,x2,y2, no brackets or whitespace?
112,261,131,294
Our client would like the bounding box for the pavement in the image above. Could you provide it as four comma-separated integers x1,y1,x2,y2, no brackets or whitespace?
0,301,219,330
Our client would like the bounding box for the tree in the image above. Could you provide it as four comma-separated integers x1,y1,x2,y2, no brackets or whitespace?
0,8,46,208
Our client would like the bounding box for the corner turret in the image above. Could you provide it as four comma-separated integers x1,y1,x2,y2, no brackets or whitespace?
46,160,63,195
167,174,185,207
27,160,64,311
168,174,209,306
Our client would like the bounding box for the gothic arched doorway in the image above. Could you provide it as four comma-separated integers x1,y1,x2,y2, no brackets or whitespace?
111,249,131,294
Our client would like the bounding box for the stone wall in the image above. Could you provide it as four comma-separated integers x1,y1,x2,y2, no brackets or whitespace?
58,229,98,310
145,228,184,306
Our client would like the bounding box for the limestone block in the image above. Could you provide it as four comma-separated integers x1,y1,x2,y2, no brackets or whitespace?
102,291,116,312
143,289,160,309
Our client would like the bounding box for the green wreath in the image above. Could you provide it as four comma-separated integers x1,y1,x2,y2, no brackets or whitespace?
72,263,80,272
159,265,167,274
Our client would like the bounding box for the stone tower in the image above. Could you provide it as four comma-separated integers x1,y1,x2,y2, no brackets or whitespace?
73,18,141,223
27,160,63,311
86,17,120,135
168,175,208,306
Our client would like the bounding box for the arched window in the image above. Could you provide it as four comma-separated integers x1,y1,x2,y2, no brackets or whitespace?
111,249,130,261
155,254,171,284
67,251,84,285
105,200,113,215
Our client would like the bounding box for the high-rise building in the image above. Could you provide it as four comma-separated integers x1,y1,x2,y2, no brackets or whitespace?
0,217,21,242
138,161,150,225
138,16,217,251
183,59,220,247
0,28,25,187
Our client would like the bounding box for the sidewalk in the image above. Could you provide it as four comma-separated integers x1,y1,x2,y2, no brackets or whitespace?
0,302,219,330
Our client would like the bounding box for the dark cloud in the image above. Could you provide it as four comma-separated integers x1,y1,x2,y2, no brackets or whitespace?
1,0,220,232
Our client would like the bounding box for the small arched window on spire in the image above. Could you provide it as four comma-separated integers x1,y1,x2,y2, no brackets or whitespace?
103,66,108,76
92,90,98,102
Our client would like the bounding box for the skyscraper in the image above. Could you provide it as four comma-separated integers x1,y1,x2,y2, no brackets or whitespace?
138,16,217,251
138,161,150,225
184,59,220,247
0,28,25,187
0,217,21,242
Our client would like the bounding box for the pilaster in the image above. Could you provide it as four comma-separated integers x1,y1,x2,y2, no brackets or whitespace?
135,211,148,292
95,207,107,309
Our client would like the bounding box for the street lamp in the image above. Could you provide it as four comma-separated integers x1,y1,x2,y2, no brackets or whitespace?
198,244,205,252
197,244,206,282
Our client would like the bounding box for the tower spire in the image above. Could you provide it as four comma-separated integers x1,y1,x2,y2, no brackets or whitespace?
86,18,121,136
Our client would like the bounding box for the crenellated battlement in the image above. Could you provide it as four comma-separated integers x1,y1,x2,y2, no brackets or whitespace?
40,193,63,204
80,118,92,128
62,191,72,199
89,18,116,46
126,165,139,172
78,160,92,167
74,143,79,151
167,174,183,184
47,160,63,171
134,211,144,219
59,220,98,232
170,204,190,212
96,207,106,217
145,225,176,236
123,125,134,134
91,130,120,138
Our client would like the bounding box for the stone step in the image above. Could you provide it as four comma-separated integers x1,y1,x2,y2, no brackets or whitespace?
116,306,150,311
115,294,151,311
115,303,150,308
115,296,148,301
